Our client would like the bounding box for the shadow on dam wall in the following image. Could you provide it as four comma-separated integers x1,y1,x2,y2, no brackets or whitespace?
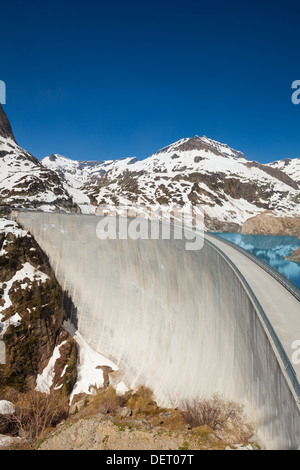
16,212,300,449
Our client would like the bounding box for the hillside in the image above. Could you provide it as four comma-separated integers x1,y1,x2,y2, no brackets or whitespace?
269,158,300,184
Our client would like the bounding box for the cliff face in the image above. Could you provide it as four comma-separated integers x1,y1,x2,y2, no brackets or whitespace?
0,216,77,393
240,211,300,239
0,104,16,143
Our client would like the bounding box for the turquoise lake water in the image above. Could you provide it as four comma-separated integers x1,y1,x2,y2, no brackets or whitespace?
213,232,300,290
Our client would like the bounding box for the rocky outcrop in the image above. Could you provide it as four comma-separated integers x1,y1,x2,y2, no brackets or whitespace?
37,414,229,450
287,247,300,263
37,388,257,451
240,211,300,239
0,104,16,143
0,218,78,393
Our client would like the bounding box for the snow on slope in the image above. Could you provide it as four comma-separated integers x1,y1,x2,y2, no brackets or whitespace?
269,158,300,183
0,218,50,337
35,320,129,400
1,103,299,226
41,153,138,187
36,340,68,393
0,134,78,212
1,101,298,230
69,135,299,229
41,153,141,214
41,154,103,213
64,319,128,402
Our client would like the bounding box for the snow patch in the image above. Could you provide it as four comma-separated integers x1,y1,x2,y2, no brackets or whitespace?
36,341,67,393
63,320,128,402
0,400,15,415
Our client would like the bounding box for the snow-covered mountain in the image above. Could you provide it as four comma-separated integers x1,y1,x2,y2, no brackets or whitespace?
40,153,138,213
0,104,79,212
41,135,300,230
1,104,299,230
268,158,300,184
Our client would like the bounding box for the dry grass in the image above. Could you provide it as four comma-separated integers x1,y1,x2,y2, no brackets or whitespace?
74,385,158,420
125,385,158,416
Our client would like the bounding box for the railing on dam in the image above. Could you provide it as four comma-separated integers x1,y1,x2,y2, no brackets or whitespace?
205,234,300,403
208,232,300,303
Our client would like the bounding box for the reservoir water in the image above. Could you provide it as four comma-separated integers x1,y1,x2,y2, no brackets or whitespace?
214,232,300,290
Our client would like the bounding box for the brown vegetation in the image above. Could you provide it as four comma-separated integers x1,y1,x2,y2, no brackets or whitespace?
180,393,254,443
0,389,68,447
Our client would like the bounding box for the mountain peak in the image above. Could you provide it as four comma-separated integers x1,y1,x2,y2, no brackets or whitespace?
0,104,17,143
154,135,246,160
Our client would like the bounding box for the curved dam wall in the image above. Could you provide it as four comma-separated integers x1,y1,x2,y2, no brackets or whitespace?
16,212,300,449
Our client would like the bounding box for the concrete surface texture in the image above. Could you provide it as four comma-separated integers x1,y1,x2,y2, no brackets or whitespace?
16,212,300,450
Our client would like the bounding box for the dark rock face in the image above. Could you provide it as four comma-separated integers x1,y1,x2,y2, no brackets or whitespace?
0,104,16,143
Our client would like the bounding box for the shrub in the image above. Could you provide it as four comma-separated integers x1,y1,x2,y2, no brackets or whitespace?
180,393,254,441
1,390,69,445
125,386,157,415
90,386,123,415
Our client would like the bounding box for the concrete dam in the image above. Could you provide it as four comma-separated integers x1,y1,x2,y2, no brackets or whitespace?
16,212,300,449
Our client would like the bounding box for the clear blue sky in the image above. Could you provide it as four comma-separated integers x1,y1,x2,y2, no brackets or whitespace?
2,0,300,163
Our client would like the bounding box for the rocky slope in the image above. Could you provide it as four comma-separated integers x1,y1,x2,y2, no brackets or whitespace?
240,211,300,263
36,386,257,451
269,158,300,184
240,211,300,239
37,412,256,451
0,215,78,393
